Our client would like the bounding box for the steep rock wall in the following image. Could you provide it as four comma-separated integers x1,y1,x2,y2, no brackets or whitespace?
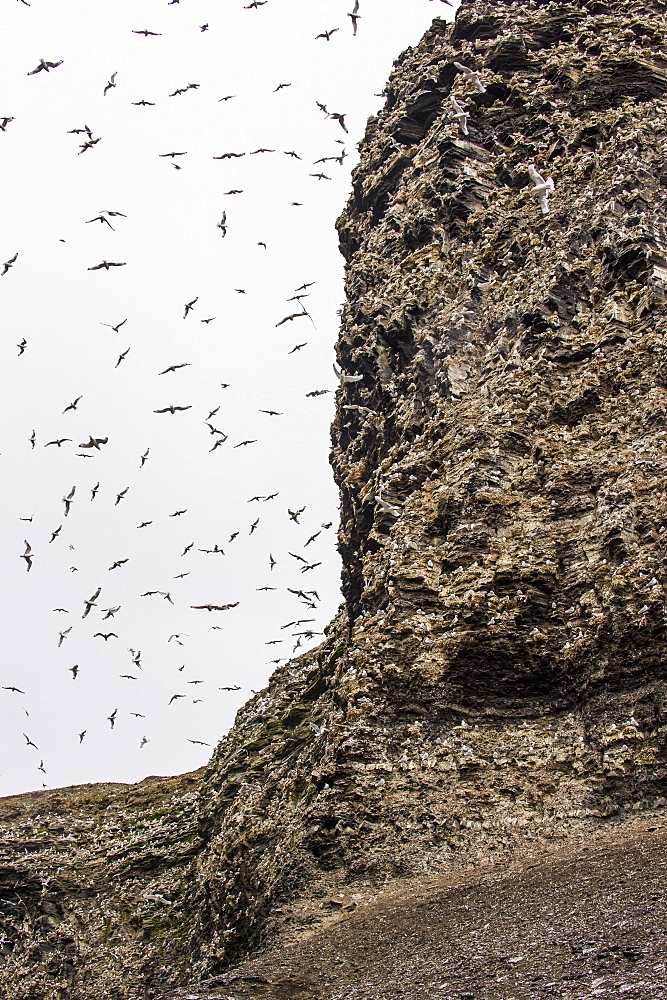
3,1,667,997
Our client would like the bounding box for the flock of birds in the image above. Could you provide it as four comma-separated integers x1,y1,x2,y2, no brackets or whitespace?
2,0,458,795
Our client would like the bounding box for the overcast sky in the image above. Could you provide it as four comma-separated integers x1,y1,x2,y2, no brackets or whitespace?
0,0,457,799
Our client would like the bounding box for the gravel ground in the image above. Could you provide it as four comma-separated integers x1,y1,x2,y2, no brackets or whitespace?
159,814,667,1000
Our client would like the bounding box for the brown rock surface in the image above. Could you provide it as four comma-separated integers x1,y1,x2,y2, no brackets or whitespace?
3,0,667,997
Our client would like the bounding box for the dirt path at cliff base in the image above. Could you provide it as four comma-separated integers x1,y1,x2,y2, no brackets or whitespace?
159,816,667,1000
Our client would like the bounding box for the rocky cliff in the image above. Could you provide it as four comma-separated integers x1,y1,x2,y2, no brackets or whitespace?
3,1,667,997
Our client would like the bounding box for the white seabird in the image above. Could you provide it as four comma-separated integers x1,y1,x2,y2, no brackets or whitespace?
453,61,486,93
450,95,469,135
528,164,555,214
333,362,363,383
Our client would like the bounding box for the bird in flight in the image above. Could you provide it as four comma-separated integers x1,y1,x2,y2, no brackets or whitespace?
108,708,118,728
103,72,117,96
169,694,185,704
63,396,83,413
88,261,126,270
109,559,128,570
20,540,33,571
274,83,291,91
140,448,150,467
45,438,71,448
154,404,192,414
49,525,62,543
0,117,14,131
62,485,76,516
190,602,239,611
58,627,72,647
91,482,100,500
159,363,190,374
133,28,161,36
101,318,127,332
316,28,339,40
183,297,198,318
80,435,108,449
2,252,18,275
82,587,101,618
23,733,38,749
170,83,199,96
28,58,63,75
95,632,118,641
348,0,361,35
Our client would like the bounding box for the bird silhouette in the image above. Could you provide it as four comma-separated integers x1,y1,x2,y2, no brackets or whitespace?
101,318,127,332
2,252,18,275
62,485,76,515
159,363,190,374
154,405,192,414
80,436,108,449
20,540,34,571
316,28,339,40
103,72,117,96
95,632,118,641
88,261,126,270
28,59,63,75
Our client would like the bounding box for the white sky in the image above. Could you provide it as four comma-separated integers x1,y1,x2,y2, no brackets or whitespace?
0,0,457,798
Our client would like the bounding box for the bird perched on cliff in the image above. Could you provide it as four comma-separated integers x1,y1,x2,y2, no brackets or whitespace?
527,164,555,214
453,61,486,93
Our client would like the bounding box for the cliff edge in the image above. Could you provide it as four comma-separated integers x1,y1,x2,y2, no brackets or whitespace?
2,1,667,996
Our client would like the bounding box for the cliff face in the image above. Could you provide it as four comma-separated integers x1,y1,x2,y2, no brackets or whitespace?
3,1,667,997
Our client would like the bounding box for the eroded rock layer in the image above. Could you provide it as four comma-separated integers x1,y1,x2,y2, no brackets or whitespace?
3,1,667,997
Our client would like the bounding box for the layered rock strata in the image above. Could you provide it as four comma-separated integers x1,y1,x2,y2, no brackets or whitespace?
3,1,667,996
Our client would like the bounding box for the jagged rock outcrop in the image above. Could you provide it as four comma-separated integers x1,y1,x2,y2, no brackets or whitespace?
3,1,667,996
